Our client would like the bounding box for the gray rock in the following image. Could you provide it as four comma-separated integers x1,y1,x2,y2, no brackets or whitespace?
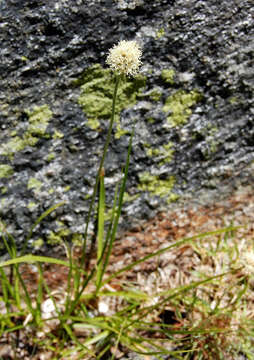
0,0,253,254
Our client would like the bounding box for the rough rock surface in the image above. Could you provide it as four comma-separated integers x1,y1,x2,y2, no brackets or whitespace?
0,0,253,253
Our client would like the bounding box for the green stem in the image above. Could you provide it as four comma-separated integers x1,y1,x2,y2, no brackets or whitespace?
96,167,105,289
80,75,120,267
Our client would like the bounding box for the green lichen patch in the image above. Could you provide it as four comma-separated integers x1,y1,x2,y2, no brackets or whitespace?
123,192,139,203
53,130,64,139
145,117,156,124
21,56,28,62
0,104,53,158
161,69,175,85
47,229,82,246
27,178,43,191
27,202,37,210
47,229,70,245
163,90,202,127
206,123,219,137
1,197,6,207
77,64,146,134
138,172,179,203
148,88,162,102
0,164,14,179
156,28,165,39
146,142,174,165
46,152,56,162
1,186,7,194
32,238,44,250
26,105,52,138
229,96,238,105
0,136,27,157
115,125,131,139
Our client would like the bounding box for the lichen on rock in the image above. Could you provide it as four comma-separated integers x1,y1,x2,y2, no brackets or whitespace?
0,105,52,159
138,172,178,203
145,142,174,166
76,64,146,135
0,164,14,179
161,69,175,84
163,90,202,127
27,178,43,192
25,105,53,138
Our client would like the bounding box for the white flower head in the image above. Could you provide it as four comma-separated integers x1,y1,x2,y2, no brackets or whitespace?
106,40,142,77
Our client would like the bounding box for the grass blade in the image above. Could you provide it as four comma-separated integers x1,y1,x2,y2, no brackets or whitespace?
102,226,242,285
0,255,70,268
21,201,66,255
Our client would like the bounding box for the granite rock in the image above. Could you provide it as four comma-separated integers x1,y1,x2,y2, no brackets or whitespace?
0,0,253,253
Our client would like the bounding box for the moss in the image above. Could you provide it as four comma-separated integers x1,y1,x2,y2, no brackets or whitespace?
146,142,174,165
138,172,179,203
161,69,175,85
0,164,14,179
27,178,43,191
0,104,52,158
163,90,202,127
77,64,146,136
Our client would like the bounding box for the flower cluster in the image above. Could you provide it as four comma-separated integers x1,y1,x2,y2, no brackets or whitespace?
106,40,142,77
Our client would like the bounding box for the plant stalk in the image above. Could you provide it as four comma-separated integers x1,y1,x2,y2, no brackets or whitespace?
80,75,120,268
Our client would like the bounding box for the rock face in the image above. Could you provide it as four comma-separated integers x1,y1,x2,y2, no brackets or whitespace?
0,0,253,254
